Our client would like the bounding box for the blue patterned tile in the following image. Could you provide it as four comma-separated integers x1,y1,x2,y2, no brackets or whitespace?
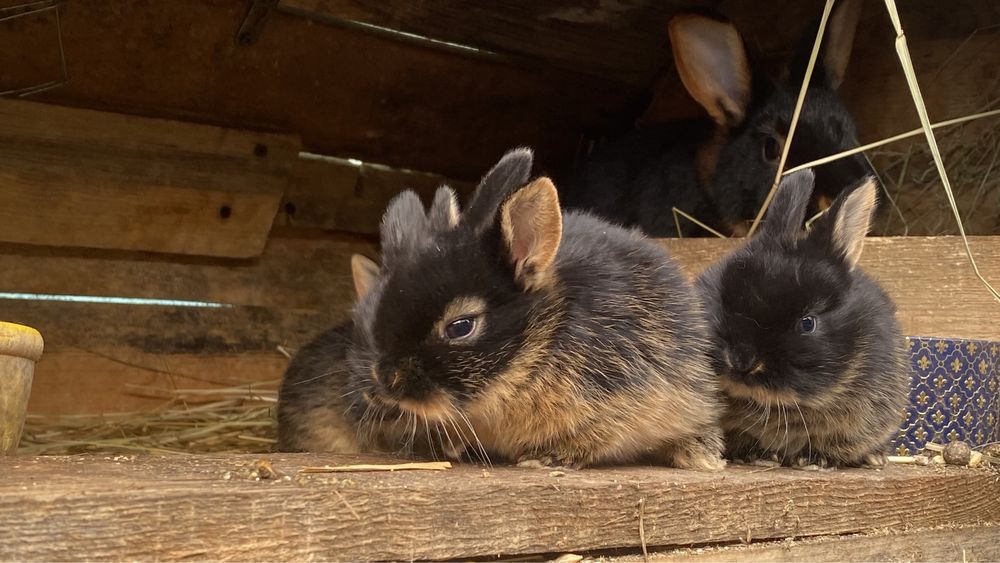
892,337,1000,455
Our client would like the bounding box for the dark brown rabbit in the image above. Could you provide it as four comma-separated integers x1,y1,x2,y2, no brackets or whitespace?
697,170,908,468
278,148,725,470
562,0,874,237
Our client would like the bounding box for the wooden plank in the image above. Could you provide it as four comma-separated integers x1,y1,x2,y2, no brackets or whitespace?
2,235,998,414
8,0,630,181
632,525,1000,562
0,232,373,311
3,301,330,414
842,33,1000,148
0,99,299,257
661,236,1000,340
275,155,476,234
0,455,996,561
277,0,679,85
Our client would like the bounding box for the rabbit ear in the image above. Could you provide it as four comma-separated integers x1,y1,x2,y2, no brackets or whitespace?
351,254,380,299
500,177,563,291
463,147,534,231
428,185,460,231
813,176,878,269
789,0,862,90
760,169,815,237
380,190,429,264
668,14,752,128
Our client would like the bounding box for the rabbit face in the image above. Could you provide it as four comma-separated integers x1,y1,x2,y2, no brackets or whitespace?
700,170,882,408
707,245,857,405
362,231,535,421
711,86,873,235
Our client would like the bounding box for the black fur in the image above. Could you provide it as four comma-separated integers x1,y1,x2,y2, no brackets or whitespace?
562,4,874,237
697,170,909,467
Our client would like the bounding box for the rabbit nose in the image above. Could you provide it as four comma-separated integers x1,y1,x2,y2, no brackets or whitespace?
730,350,763,376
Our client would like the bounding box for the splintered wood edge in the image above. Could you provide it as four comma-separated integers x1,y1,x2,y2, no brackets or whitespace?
0,454,998,561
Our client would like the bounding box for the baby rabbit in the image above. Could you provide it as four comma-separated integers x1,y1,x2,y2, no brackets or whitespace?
278,148,725,470
564,0,874,237
697,170,908,468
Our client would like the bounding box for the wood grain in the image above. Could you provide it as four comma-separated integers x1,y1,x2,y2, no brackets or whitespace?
634,525,1000,562
2,235,998,414
662,236,1000,340
0,99,299,257
0,455,996,561
276,155,475,234
277,0,677,85
9,0,628,182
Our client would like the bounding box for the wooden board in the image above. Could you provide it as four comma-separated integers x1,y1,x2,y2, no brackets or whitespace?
277,0,678,85
632,525,1000,562
275,155,476,234
0,99,299,257
0,455,996,561
2,234,998,414
10,0,629,182
661,236,1000,340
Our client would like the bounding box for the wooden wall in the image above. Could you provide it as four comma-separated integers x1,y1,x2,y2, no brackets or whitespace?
0,1,998,416
4,234,998,416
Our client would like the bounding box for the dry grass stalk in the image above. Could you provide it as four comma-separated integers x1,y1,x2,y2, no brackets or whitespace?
299,461,453,473
19,381,279,455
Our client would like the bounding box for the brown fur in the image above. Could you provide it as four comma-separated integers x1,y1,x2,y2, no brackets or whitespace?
500,177,563,291
669,14,751,127
832,178,878,269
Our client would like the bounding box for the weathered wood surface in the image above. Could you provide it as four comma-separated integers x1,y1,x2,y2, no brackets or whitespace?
10,0,627,181
0,455,996,561
0,99,298,257
2,235,998,414
275,155,475,234
662,236,1000,341
636,525,1000,562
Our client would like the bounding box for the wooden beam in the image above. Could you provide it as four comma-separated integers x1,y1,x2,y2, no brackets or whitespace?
9,1,631,181
1,234,997,414
0,455,996,561
633,525,1000,562
276,0,679,85
275,155,475,234
0,99,299,257
661,236,1000,340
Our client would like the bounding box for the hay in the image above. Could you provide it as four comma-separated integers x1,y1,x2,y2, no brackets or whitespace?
873,105,1000,236
18,381,279,455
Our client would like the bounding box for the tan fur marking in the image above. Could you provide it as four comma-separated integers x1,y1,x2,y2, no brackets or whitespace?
695,126,727,187
500,177,563,291
669,14,751,127
719,377,800,404
350,254,380,299
396,393,456,424
833,178,878,269
434,296,488,342
823,0,862,90
817,194,834,212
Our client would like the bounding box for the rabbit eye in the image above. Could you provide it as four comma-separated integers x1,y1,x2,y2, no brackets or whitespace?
763,136,782,163
799,316,818,334
444,317,477,340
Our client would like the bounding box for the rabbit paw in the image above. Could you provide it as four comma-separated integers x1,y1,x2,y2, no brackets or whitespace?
516,453,584,470
790,453,834,471
860,452,887,469
664,435,727,472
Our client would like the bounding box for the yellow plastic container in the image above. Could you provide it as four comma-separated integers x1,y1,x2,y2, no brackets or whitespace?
0,322,43,455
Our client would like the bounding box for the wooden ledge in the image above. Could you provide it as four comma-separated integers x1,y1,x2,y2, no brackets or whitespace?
1,454,997,561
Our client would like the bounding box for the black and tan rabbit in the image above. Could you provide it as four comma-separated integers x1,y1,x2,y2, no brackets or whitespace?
697,169,908,468
563,0,874,237
278,148,725,470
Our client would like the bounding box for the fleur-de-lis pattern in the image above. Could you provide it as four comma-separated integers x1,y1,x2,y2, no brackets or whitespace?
893,337,1000,455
